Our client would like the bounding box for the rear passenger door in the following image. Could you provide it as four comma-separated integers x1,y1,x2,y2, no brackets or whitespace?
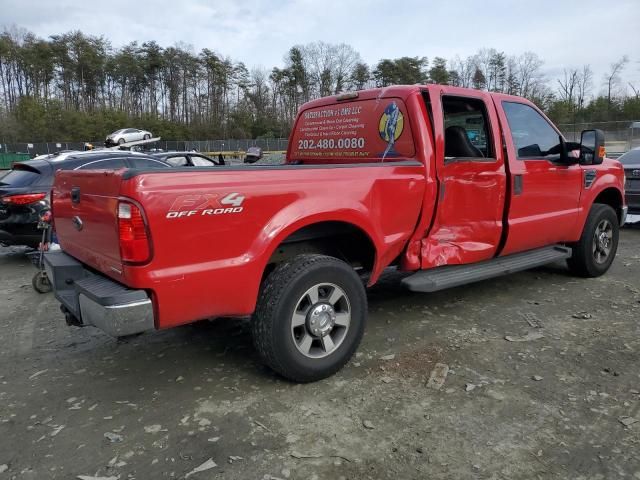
422,86,507,267
495,99,582,255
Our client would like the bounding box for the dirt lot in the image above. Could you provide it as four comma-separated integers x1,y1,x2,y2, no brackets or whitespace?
0,228,639,480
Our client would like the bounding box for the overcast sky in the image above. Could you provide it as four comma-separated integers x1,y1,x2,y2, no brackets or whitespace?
3,0,639,94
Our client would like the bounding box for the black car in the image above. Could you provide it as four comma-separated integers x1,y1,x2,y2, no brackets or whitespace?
619,148,640,216
152,152,226,167
0,150,170,248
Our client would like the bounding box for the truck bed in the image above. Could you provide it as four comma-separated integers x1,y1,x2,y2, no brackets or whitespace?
52,162,426,328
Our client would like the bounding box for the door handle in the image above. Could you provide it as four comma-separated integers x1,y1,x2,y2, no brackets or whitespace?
71,187,80,204
514,175,523,195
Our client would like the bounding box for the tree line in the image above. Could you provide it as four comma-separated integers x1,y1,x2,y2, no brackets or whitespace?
0,26,638,143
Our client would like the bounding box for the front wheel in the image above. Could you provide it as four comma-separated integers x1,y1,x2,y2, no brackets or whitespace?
117,138,125,145
251,254,367,382
143,134,150,140
567,204,619,277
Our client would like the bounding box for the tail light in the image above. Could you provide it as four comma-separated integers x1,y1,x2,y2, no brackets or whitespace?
2,193,47,205
118,201,151,263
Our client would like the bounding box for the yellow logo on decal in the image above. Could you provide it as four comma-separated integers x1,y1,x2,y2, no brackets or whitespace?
379,102,404,142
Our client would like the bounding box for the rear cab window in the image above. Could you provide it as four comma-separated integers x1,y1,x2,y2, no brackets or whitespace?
288,98,415,164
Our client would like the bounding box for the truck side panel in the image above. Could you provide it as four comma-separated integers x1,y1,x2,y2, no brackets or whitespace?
119,164,425,328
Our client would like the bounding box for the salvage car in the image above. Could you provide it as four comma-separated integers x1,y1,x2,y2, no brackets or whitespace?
618,148,640,216
45,85,626,382
0,151,169,248
152,152,225,167
105,128,153,146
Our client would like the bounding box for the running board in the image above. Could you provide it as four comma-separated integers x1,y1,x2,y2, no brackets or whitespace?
402,245,572,293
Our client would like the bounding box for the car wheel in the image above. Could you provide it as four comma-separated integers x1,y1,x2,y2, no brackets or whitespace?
251,254,367,382
567,203,619,277
143,134,150,140
118,138,125,145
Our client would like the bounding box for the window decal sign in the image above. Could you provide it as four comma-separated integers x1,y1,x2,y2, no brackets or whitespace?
290,98,415,163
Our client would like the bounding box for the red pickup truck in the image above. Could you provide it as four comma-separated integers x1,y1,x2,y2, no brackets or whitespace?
44,85,627,382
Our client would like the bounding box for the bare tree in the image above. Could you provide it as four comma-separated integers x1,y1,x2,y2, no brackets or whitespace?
516,52,544,98
557,68,579,104
576,65,593,110
450,55,474,88
604,55,629,110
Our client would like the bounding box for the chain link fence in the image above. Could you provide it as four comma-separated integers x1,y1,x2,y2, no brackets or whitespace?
559,120,640,155
0,138,289,157
2,121,639,158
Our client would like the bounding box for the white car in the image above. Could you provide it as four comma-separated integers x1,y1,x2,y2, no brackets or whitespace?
106,128,153,145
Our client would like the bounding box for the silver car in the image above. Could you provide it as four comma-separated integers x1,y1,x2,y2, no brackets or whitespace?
619,148,640,218
106,128,153,145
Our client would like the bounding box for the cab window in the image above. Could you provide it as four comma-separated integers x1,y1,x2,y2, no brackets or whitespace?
189,155,215,167
502,102,562,160
166,156,188,167
130,158,170,169
76,158,127,170
442,96,494,160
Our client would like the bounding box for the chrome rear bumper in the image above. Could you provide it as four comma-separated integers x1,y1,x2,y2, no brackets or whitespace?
44,251,155,337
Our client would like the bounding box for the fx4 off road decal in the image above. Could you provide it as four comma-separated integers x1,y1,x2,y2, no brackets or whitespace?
166,193,245,218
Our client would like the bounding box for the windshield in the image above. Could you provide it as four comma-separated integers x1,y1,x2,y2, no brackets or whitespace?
618,149,640,166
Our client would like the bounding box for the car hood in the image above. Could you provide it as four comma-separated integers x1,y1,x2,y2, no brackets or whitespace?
622,162,640,171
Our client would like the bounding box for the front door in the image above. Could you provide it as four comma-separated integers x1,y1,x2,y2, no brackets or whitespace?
421,86,507,268
494,98,583,255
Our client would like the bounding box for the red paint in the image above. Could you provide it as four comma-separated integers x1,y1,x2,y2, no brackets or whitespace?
51,86,626,331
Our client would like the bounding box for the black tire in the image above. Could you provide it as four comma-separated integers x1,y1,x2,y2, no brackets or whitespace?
32,272,52,294
117,138,125,145
143,134,150,140
251,254,367,383
567,204,619,277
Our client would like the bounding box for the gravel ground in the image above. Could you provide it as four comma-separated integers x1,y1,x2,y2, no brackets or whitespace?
0,227,639,479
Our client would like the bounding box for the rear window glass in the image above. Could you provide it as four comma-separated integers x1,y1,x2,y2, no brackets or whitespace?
0,168,41,187
289,98,415,164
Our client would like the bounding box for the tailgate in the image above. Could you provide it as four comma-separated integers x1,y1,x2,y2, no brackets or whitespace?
53,169,124,277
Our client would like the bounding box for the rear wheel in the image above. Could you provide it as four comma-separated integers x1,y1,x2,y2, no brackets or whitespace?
251,254,367,382
567,204,619,277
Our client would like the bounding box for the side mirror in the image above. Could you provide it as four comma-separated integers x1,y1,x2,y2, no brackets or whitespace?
580,129,605,165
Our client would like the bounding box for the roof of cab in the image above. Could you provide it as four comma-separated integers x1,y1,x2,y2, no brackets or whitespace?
299,84,537,112
300,85,423,111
